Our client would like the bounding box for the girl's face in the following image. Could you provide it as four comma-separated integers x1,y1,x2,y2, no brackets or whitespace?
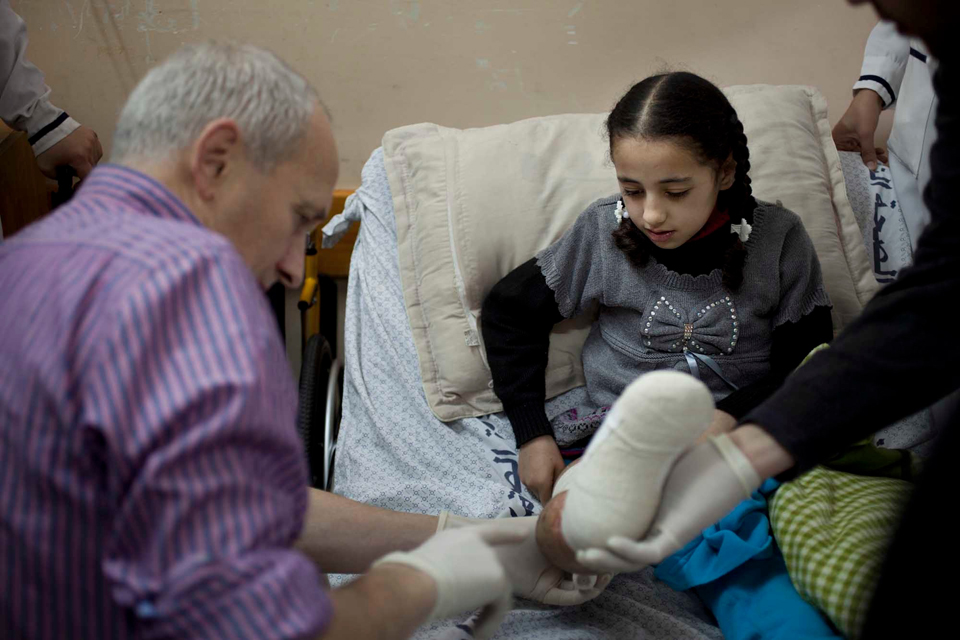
612,137,735,250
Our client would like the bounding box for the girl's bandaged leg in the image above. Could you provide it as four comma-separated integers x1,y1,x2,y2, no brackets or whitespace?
558,371,714,550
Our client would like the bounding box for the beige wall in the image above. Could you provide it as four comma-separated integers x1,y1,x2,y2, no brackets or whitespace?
16,0,886,187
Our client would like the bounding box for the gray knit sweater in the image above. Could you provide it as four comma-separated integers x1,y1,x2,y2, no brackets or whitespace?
536,195,831,408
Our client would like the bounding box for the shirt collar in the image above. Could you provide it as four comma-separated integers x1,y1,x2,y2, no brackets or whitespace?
77,164,202,226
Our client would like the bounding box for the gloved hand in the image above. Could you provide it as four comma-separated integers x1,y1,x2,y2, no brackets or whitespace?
574,433,761,574
437,511,612,606
373,524,524,640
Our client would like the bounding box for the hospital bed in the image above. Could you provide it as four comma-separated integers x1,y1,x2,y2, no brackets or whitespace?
300,85,919,639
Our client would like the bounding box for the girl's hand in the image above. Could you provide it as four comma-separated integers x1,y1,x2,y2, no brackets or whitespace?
519,436,565,503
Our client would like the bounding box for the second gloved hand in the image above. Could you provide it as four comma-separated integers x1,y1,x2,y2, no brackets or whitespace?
437,511,612,606
372,524,524,640
575,433,761,574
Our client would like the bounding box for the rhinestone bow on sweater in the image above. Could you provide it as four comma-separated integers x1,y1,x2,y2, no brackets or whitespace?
642,294,740,355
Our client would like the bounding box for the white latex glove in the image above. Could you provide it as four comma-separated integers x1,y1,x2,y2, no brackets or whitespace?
437,511,612,606
373,524,523,640
575,434,761,574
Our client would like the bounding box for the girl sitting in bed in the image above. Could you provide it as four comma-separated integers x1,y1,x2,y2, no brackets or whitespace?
481,72,840,639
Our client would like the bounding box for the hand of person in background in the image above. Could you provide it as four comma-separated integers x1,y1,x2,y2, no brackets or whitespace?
573,431,770,574
832,89,890,170
519,435,566,503
35,125,102,179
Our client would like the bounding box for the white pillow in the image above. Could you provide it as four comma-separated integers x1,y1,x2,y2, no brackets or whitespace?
383,85,878,422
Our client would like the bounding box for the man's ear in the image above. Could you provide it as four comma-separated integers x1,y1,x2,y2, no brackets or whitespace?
190,118,242,202
718,153,737,191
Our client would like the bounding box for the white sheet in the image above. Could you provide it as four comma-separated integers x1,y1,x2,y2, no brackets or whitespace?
838,151,939,455
326,148,721,640
838,151,913,284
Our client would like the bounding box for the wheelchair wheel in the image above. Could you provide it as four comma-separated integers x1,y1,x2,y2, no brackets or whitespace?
322,355,343,491
298,334,333,488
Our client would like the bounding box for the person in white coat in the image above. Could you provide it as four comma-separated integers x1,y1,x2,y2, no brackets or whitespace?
832,20,937,251
1,0,102,239
0,0,102,188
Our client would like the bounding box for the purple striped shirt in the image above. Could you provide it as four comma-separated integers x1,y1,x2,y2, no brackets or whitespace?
0,165,330,639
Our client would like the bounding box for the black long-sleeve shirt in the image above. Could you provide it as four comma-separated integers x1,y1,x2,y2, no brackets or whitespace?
483,224,833,447
746,64,960,474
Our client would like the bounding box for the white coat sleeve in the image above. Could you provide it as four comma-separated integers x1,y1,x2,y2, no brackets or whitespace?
852,20,911,109
0,0,79,154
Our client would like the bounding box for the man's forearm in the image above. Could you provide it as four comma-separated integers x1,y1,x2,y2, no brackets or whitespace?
296,488,438,574
322,564,436,640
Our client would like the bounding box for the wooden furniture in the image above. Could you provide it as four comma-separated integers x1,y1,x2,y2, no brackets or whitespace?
0,126,54,237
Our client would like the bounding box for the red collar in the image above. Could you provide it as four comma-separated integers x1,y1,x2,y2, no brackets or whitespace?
690,206,730,242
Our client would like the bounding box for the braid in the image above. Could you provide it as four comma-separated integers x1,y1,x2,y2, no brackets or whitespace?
719,116,755,292
721,117,758,225
612,217,651,268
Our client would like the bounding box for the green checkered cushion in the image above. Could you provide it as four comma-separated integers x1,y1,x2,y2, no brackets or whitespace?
769,468,912,638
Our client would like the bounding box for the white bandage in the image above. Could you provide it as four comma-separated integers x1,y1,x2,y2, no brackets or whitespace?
559,371,715,550
551,463,578,497
710,433,762,498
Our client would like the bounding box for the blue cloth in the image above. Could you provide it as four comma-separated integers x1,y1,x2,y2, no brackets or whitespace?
655,479,840,640
695,548,841,640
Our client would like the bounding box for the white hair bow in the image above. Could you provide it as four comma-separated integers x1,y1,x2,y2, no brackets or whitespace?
731,220,752,243
614,200,629,223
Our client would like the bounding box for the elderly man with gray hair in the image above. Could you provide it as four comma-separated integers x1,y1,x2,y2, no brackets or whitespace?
0,43,601,640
